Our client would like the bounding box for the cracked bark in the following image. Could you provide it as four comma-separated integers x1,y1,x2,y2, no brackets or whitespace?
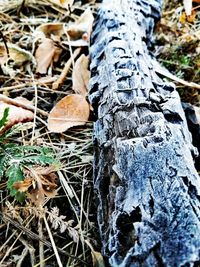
89,0,200,266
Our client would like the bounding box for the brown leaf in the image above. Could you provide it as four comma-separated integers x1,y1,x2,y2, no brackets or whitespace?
91,250,105,267
0,43,35,66
66,8,94,45
35,38,62,74
0,97,34,132
27,188,45,207
29,166,57,176
36,23,64,39
24,166,58,207
47,94,90,133
72,55,90,96
13,178,32,192
0,43,35,77
48,0,74,9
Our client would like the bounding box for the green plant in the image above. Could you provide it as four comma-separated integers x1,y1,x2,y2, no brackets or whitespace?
0,108,59,202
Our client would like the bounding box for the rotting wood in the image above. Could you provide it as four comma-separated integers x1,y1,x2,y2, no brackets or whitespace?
89,0,200,266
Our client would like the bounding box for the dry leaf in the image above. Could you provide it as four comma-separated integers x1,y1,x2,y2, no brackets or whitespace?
0,97,34,132
72,54,90,96
186,10,196,22
13,178,33,192
28,166,58,199
184,0,192,16
23,166,58,207
35,38,62,74
193,0,200,2
66,8,94,46
180,10,196,23
91,250,105,267
36,23,64,39
68,226,79,243
48,0,74,9
47,94,90,133
0,43,35,77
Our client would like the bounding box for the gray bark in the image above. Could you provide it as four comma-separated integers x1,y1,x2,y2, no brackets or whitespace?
89,0,200,266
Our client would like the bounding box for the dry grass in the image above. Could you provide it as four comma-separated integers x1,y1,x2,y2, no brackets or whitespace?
0,1,99,266
0,0,199,266
155,0,200,104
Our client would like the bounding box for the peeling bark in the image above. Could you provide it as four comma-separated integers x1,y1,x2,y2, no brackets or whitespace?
89,0,200,266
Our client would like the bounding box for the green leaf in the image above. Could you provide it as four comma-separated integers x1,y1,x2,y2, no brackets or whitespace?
22,155,58,166
6,165,25,202
14,191,25,202
0,107,9,131
1,122,33,140
0,155,7,178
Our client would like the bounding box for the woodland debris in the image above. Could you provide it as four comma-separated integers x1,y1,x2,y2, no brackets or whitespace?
52,48,81,90
72,54,90,96
47,94,90,133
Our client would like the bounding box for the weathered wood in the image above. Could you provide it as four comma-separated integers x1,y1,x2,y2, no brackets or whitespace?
89,0,200,266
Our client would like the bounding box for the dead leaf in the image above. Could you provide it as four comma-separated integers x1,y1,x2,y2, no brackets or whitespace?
184,0,192,16
35,38,62,74
0,97,34,132
0,43,35,77
72,54,90,96
180,9,196,23
47,94,90,133
186,10,196,22
36,23,64,39
48,0,74,9
23,166,58,207
193,0,200,3
91,250,105,267
66,8,94,46
68,226,79,243
13,178,33,192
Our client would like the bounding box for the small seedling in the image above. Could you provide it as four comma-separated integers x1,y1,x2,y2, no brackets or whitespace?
0,108,59,202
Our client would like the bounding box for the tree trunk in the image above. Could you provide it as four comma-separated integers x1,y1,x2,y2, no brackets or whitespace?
89,0,200,266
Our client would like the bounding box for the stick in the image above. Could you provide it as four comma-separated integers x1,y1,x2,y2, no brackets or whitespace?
52,48,81,90
0,77,57,92
153,60,200,90
43,215,63,267
0,94,48,116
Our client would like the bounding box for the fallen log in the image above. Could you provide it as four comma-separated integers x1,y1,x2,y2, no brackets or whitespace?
89,0,200,266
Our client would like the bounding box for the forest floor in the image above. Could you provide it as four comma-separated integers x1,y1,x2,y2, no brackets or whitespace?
0,0,199,267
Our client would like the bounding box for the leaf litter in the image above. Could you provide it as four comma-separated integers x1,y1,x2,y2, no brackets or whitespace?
0,0,199,266
0,1,102,266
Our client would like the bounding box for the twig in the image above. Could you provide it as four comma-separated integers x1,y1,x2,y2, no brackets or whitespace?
16,247,28,267
0,94,48,116
0,212,89,265
0,227,23,265
31,75,38,145
15,235,35,267
0,30,9,57
58,170,91,226
38,218,44,267
43,215,63,267
0,77,57,92
52,48,81,90
153,60,200,90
